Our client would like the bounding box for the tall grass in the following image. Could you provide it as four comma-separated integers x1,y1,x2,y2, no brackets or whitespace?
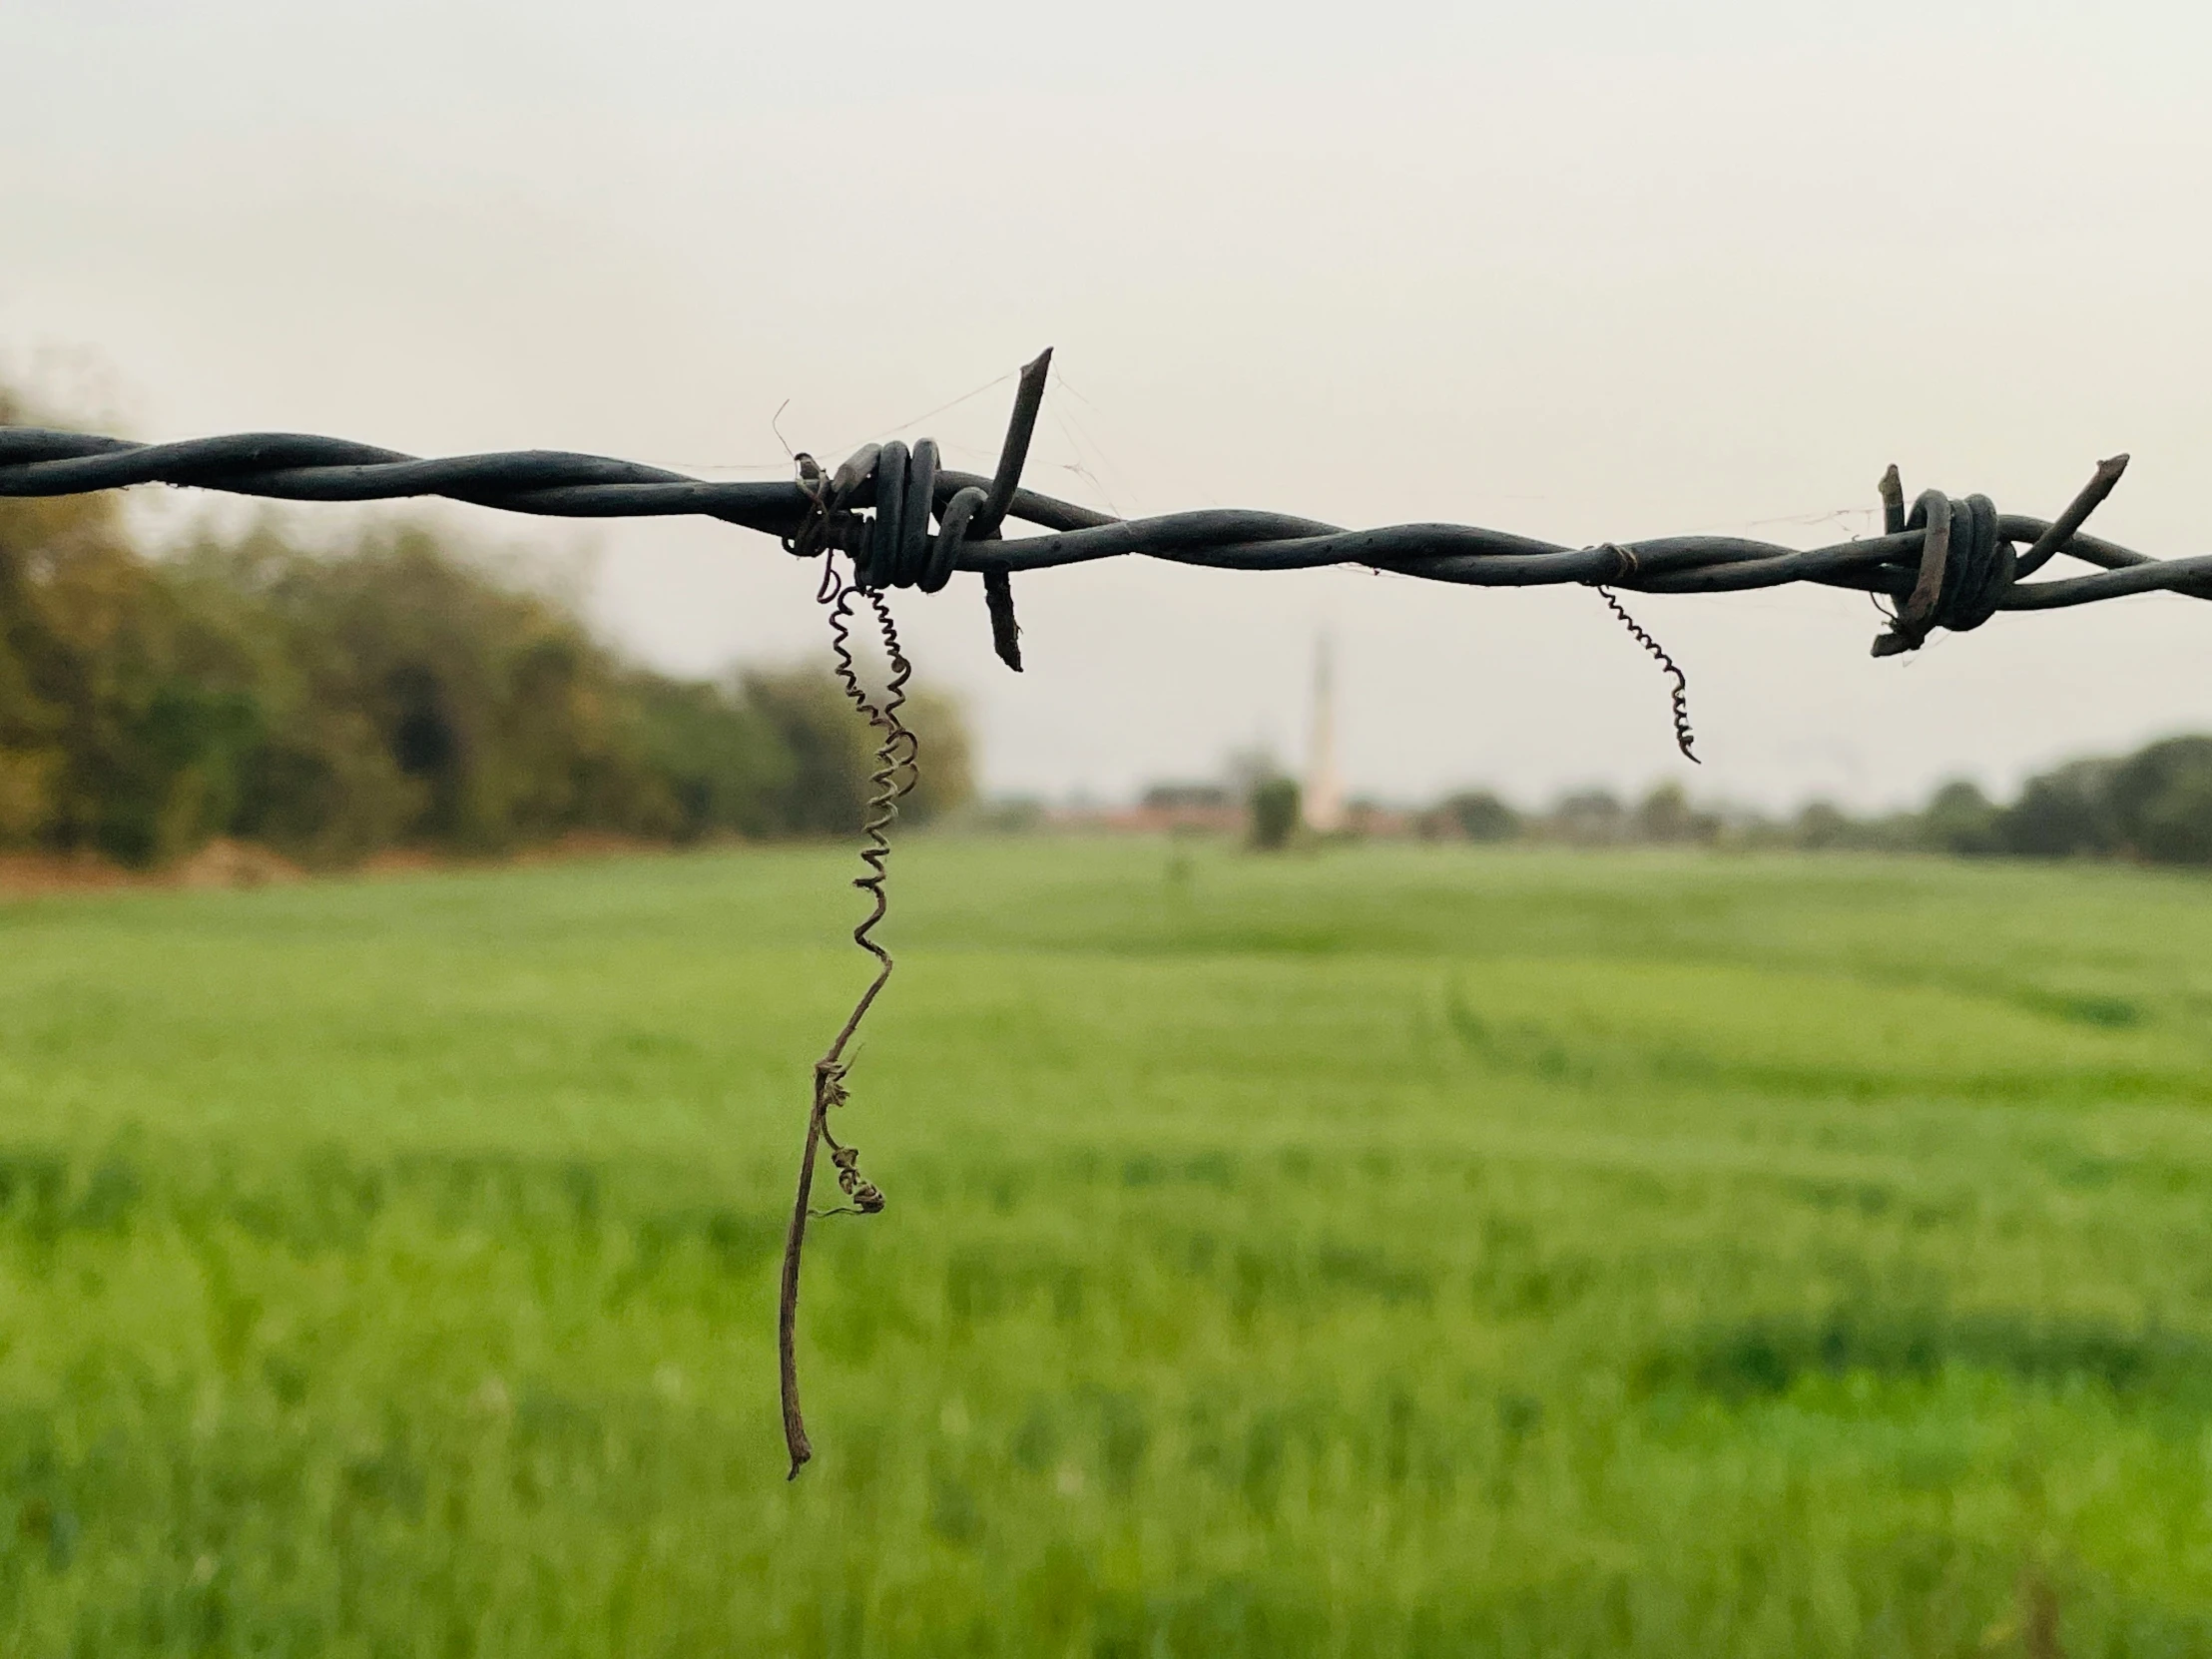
3,841,2210,1654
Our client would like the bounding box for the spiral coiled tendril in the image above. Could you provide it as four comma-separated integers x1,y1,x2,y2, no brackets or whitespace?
1598,586,1699,764
778,553,921,1480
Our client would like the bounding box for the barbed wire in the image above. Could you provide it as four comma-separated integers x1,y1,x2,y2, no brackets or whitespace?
9,349,2202,1478
3,352,2201,666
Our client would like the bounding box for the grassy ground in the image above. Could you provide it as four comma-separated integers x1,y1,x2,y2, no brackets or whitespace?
3,837,2212,1656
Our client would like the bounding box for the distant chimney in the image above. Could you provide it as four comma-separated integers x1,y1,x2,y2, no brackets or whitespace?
1303,635,1345,833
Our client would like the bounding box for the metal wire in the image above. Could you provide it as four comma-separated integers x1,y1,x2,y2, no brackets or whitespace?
1,359,2194,657
12,354,2198,1483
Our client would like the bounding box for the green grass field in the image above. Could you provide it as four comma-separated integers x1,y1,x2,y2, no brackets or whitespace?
4,838,2212,1656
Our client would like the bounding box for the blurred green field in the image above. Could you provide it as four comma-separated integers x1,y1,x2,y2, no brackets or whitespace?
4,839,2212,1656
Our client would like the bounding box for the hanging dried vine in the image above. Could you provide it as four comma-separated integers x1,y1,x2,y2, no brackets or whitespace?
1597,585,1699,763
777,552,918,1479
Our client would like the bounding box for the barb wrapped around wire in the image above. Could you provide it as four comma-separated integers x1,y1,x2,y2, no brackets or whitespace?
2,356,2201,663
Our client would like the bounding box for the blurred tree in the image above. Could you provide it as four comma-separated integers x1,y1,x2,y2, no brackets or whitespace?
2109,737,2212,864
1633,781,1721,844
1433,789,1520,842
1549,789,1626,846
1920,780,2002,856
1992,760,2118,858
1793,801,1856,850
0,392,270,863
1635,782,1692,843
744,666,874,836
629,675,789,840
900,688,974,827
1249,776,1300,850
0,377,977,868
170,523,640,860
740,667,975,837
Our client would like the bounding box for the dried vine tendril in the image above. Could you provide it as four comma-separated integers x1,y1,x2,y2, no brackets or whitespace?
1597,583,1700,764
777,550,917,1480
770,361,1054,1480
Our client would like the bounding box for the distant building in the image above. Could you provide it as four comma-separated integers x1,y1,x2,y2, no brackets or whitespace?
1048,782,1244,834
1140,784,1233,813
1344,800,1412,838
1303,636,1346,833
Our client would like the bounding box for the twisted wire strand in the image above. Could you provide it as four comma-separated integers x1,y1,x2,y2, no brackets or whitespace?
779,554,917,1480
23,365,2208,1480
1598,586,1699,764
3,420,2204,623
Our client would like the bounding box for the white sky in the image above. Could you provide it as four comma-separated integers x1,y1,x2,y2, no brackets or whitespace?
6,1,2211,810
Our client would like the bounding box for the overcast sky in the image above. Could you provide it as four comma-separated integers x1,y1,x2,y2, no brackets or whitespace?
6,1,2211,809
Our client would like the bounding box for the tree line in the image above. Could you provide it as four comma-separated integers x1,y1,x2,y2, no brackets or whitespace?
1416,739,2212,866
0,392,969,869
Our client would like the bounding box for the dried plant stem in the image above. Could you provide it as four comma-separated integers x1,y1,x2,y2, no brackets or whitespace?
1598,585,1700,764
780,559,915,1479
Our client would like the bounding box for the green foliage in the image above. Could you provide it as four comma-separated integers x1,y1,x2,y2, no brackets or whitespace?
1431,789,1519,842
3,840,2212,1651
2107,737,2212,864
1630,781,1717,844
1765,741,2212,866
628,674,792,840
1248,776,1300,849
1955,740,2212,866
1549,788,1627,844
0,484,259,863
1438,738,2212,868
1795,799,1869,850
1920,779,2001,855
0,471,972,865
1993,761,2118,858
